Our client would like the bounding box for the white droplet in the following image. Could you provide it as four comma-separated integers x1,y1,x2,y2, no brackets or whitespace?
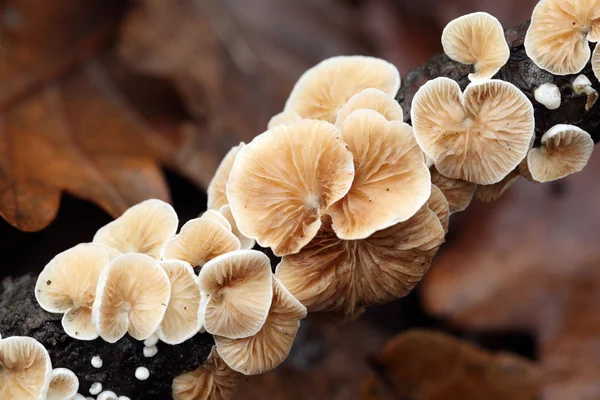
143,346,158,358
90,382,103,395
97,390,118,400
135,366,150,381
143,333,159,347
91,355,103,368
534,83,561,110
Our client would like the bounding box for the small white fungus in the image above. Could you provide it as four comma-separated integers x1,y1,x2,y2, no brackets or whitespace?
573,74,598,110
143,334,159,348
90,382,103,395
143,346,158,358
534,83,561,110
91,355,103,368
97,390,118,400
135,366,150,381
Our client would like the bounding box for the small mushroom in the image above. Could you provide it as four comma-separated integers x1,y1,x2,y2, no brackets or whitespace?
594,44,600,82
35,243,116,340
93,199,178,259
534,83,561,110
429,185,450,234
573,74,599,110
214,277,307,375
430,167,476,213
219,205,255,250
475,169,521,202
207,143,245,211
441,12,509,81
327,109,431,240
334,88,403,127
157,260,202,345
93,253,171,343
267,111,302,129
200,210,232,231
198,250,273,339
525,0,600,75
284,56,401,123
411,77,534,185
226,119,354,256
526,124,594,182
47,368,79,400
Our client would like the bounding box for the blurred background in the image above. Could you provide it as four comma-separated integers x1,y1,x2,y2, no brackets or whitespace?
4,0,600,399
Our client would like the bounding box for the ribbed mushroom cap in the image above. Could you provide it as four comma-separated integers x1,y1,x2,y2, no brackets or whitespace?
475,169,521,202
198,250,273,339
226,119,354,256
335,88,403,127
93,199,178,259
219,205,255,250
430,167,476,214
527,124,594,182
0,336,52,400
157,260,202,345
172,346,242,400
94,253,171,343
411,78,534,185
284,56,401,123
200,210,232,231
429,185,450,234
442,12,509,81
525,0,600,75
327,109,431,240
214,277,307,375
207,143,245,210
35,243,116,341
593,43,600,82
267,111,302,129
47,368,79,400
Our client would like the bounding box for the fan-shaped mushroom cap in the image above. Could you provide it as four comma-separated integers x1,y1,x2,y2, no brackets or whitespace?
411,78,534,185
327,109,430,240
219,205,255,250
267,111,302,129
429,185,450,234
284,56,401,123
94,253,171,343
430,167,476,214
0,336,52,400
442,12,509,81
525,0,600,75
198,250,273,339
335,88,403,127
35,243,116,341
276,206,445,315
163,218,241,268
47,368,79,400
93,199,178,259
157,260,202,345
172,346,241,400
593,43,600,81
214,277,307,375
475,169,521,202
207,143,245,211
527,124,594,182
200,210,232,231
226,119,354,256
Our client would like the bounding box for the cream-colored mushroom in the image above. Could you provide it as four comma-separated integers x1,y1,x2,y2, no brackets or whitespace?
226,119,354,256
0,336,52,400
573,74,599,110
93,253,171,343
327,109,431,240
172,346,241,400
534,83,561,110
219,205,255,250
200,210,232,231
475,169,521,202
207,143,245,211
214,277,307,375
411,77,534,185
157,260,202,345
198,250,273,339
430,167,476,213
429,184,450,234
93,199,178,259
47,368,79,400
442,12,509,81
284,56,401,123
593,44,600,82
334,88,403,127
267,111,302,129
525,0,600,75
35,243,117,341
527,124,594,182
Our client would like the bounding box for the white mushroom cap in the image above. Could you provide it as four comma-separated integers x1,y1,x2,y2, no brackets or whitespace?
573,73,599,110
218,205,255,250
198,250,273,339
35,243,116,341
157,260,202,345
525,0,600,75
527,124,594,182
93,199,178,259
442,12,509,81
200,210,232,231
411,77,534,185
334,88,404,127
284,56,401,123
534,83,561,110
47,368,79,400
267,111,302,129
593,43,600,82
475,169,521,202
207,143,245,211
0,336,52,400
214,277,307,375
430,167,476,214
93,253,171,343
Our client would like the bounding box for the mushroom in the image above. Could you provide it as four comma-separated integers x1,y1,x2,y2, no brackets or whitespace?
214,277,307,375
200,210,232,231
162,218,241,268
35,243,116,340
284,56,401,123
267,111,302,129
534,83,561,110
157,260,202,345
226,119,354,256
334,88,403,127
525,0,600,75
207,143,245,211
0,336,52,400
594,44,600,82
327,109,431,240
172,347,242,400
219,205,255,250
93,199,178,259
429,185,450,234
47,368,79,400
93,253,171,343
573,74,599,110
475,169,521,202
411,77,534,185
198,250,273,339
430,167,476,213
441,12,510,81
526,124,594,182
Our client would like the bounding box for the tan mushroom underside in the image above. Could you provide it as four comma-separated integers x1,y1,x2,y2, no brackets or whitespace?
335,88,403,127
200,210,232,231
475,168,521,202
429,185,450,234
267,111,302,129
430,167,476,213
47,368,79,400
207,143,245,211
593,43,600,82
219,205,255,250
